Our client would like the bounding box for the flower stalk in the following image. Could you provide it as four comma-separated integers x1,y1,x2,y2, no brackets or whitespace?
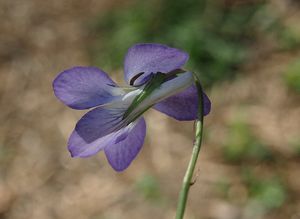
175,73,204,219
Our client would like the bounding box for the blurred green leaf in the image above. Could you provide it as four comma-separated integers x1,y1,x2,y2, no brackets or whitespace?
255,180,286,209
242,169,287,210
288,137,300,156
277,27,300,50
284,59,300,93
86,0,267,87
135,174,162,202
223,120,273,162
215,178,231,198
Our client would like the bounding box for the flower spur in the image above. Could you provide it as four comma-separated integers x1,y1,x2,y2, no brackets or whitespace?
53,43,211,171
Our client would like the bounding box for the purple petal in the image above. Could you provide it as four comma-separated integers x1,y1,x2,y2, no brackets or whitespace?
104,117,146,171
124,43,189,86
68,128,117,158
153,86,211,121
68,118,143,158
75,106,125,143
53,66,122,109
68,106,128,157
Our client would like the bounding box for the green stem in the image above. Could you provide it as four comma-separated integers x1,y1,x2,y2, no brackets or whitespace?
175,76,204,219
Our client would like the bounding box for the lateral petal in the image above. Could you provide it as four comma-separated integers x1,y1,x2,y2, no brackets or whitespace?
153,86,211,121
53,66,123,109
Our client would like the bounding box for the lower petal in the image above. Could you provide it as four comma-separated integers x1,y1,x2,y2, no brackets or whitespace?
68,106,125,157
75,106,124,143
104,117,146,171
68,117,145,158
68,129,117,158
153,85,211,121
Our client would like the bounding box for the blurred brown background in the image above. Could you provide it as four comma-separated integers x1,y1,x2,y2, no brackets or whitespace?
0,0,300,219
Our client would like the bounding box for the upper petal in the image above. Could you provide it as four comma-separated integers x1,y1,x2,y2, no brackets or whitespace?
104,117,146,171
124,43,189,86
53,66,123,109
153,85,211,121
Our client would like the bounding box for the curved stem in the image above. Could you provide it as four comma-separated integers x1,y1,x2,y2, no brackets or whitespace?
175,75,204,219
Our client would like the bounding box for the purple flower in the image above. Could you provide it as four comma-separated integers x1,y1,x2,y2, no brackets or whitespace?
53,43,211,171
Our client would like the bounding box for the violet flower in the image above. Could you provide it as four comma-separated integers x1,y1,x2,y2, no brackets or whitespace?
53,43,211,171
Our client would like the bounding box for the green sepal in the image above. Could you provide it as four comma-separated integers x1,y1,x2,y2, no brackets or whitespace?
123,72,166,120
